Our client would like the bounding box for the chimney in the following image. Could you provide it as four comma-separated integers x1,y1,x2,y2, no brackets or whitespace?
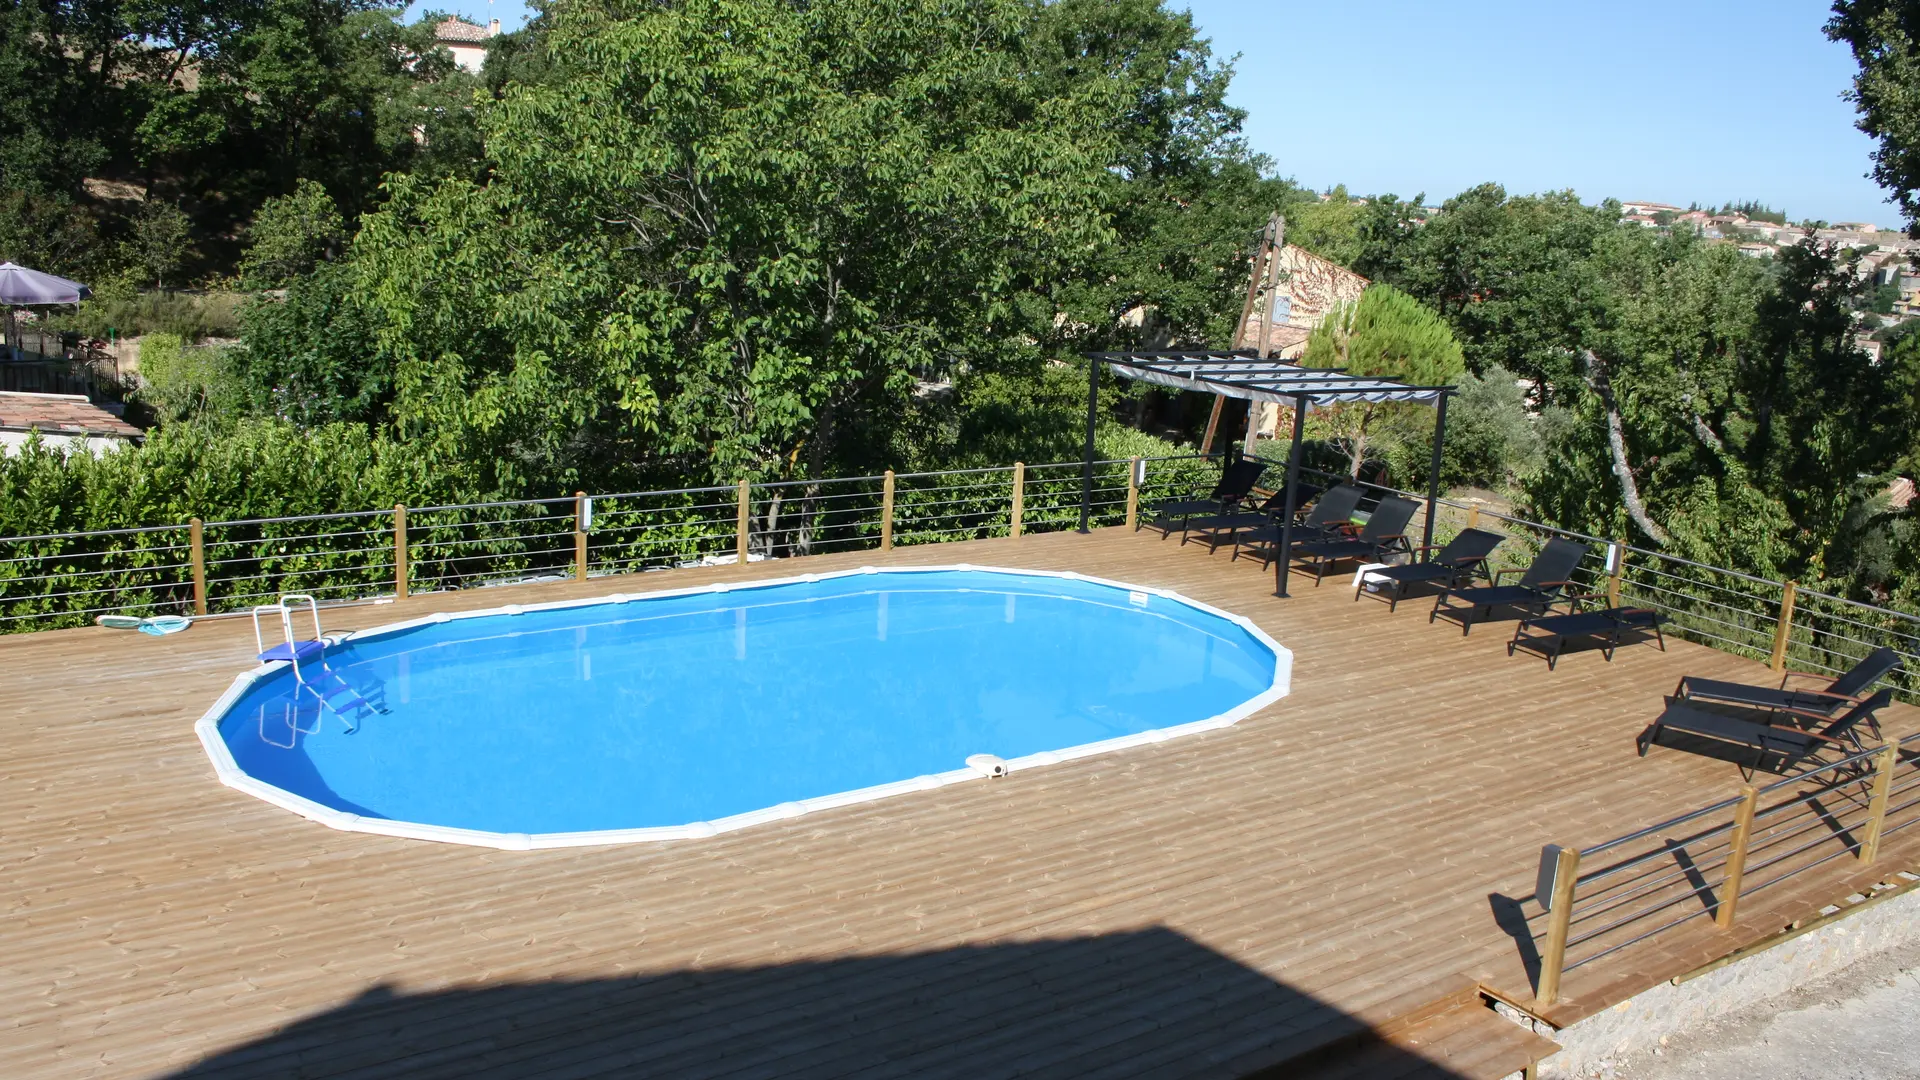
488,18,500,35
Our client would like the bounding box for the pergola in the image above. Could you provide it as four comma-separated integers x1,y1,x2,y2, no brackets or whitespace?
1078,350,1457,598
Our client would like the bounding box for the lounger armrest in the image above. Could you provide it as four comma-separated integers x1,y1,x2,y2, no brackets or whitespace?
1777,669,1841,689
1492,567,1524,582
1532,580,1577,590
1769,702,1877,725
1777,729,1856,748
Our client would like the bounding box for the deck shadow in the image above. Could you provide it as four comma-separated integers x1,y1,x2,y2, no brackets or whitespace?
161,928,1476,1080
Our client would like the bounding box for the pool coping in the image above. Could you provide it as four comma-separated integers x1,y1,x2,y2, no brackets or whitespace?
192,563,1293,850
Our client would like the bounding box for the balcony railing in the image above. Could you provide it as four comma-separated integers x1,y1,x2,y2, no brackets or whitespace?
0,456,1213,631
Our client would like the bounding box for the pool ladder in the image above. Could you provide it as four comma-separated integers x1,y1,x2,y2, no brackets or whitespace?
252,594,383,733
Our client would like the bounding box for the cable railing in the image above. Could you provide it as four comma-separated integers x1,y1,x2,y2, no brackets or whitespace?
1521,732,1919,1005
1295,467,1920,702
0,456,1215,631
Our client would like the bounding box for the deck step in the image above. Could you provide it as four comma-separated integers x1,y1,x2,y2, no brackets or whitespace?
1250,978,1559,1080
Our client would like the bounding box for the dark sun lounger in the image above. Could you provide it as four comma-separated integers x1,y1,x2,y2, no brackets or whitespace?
1285,495,1421,586
1675,647,1903,728
1508,606,1666,669
1181,482,1323,553
1355,527,1506,612
1150,458,1267,538
1235,484,1365,568
1429,537,1589,635
1638,689,1894,779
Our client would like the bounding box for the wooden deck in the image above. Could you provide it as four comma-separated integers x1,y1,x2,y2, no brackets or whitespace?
5,527,1917,1078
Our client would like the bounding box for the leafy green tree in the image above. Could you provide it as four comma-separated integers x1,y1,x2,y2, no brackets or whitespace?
1829,1,1920,233
130,200,191,288
237,259,388,425
1284,186,1365,267
239,180,345,287
1301,284,1465,478
1440,364,1543,490
322,0,1266,495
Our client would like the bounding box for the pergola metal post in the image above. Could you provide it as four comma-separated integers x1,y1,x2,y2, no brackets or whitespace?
1423,392,1450,551
1078,355,1100,534
1275,394,1308,598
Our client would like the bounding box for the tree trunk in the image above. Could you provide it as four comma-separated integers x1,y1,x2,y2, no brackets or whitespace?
1582,349,1670,545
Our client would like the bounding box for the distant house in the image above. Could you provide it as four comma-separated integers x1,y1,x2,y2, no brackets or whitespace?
0,391,142,455
1239,244,1369,362
435,17,500,73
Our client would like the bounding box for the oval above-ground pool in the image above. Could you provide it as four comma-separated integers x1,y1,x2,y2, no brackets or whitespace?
195,565,1290,848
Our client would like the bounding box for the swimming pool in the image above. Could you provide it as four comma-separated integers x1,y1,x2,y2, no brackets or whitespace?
196,565,1290,848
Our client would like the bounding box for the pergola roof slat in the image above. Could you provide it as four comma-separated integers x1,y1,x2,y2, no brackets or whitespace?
1087,350,1452,406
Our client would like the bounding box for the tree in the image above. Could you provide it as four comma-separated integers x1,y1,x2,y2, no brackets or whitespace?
1829,2,1920,233
1301,285,1465,478
130,200,191,289
239,180,345,287
315,0,1275,496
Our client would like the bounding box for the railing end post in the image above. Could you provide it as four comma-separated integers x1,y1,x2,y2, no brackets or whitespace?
1537,844,1581,1007
880,470,896,552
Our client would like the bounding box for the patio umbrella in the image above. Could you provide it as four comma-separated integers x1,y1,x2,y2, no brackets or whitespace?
0,262,90,362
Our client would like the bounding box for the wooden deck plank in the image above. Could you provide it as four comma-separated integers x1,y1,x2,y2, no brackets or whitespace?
3,527,1915,1077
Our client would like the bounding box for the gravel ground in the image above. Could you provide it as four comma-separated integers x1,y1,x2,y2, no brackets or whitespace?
1615,938,1920,1079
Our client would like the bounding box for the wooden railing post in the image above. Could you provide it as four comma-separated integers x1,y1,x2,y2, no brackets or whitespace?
188,517,207,616
1859,742,1901,864
1010,462,1025,539
1770,580,1798,672
1716,784,1759,928
736,480,751,565
573,491,589,582
1537,844,1581,1006
393,505,408,600
1125,456,1140,530
880,470,896,552
1607,540,1626,610
1465,505,1480,530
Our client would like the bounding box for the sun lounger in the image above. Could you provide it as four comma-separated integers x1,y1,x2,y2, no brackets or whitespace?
1284,496,1421,585
1675,647,1903,730
1637,689,1893,779
1508,606,1666,669
1429,537,1589,635
1234,484,1365,568
1150,458,1267,538
1180,483,1324,553
1354,527,1505,612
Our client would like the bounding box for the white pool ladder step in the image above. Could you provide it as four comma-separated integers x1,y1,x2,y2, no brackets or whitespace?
251,594,381,732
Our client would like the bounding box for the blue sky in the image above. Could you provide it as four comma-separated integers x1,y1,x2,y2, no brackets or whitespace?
411,0,1897,227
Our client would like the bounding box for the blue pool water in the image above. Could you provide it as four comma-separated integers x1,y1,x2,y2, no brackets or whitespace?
213,569,1280,837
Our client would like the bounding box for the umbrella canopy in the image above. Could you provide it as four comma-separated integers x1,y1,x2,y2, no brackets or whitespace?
0,262,90,304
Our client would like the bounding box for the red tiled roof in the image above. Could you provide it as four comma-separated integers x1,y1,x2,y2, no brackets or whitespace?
0,392,142,439
435,17,491,42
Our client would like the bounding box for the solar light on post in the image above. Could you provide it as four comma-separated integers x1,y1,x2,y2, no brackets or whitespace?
573,492,590,582
1125,457,1141,529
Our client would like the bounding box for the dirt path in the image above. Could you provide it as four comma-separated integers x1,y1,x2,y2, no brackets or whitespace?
1617,939,1920,1079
